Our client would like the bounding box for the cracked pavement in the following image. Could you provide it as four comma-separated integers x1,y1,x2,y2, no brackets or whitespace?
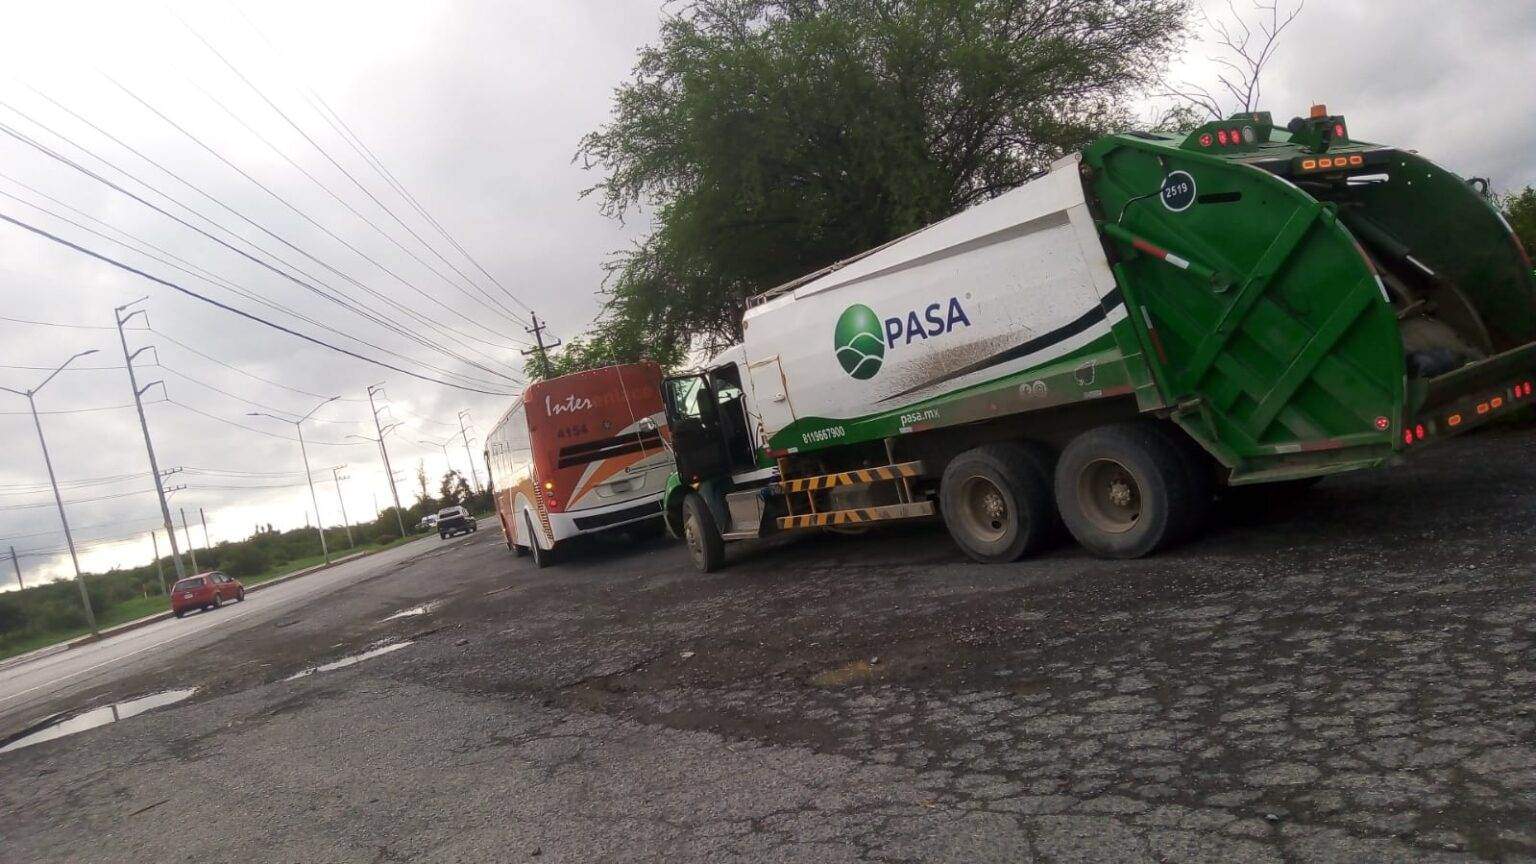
1,426,1533,862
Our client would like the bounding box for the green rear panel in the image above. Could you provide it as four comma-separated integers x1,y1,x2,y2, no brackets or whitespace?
1084,135,1403,480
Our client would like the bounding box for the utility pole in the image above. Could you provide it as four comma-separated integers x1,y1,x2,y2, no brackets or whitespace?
114,298,186,581
457,410,482,493
364,384,407,537
249,395,339,564
9,545,21,590
330,465,354,548
149,531,167,594
180,507,198,572
0,349,101,635
521,312,561,379
199,507,211,549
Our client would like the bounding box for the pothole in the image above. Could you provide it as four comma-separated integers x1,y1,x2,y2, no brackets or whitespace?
283,641,414,681
1,688,197,753
380,601,443,622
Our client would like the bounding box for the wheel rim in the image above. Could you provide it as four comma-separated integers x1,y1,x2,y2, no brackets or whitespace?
684,513,704,564
955,475,1012,545
1077,457,1141,534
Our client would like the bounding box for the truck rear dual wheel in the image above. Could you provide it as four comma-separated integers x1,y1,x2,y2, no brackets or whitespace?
940,443,1057,564
1055,422,1194,559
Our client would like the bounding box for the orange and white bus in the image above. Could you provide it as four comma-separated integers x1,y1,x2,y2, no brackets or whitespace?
483,362,672,567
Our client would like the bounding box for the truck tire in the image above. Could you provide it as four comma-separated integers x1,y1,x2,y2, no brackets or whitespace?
1055,422,1192,559
939,443,1056,564
525,511,554,569
682,493,725,573
1145,422,1216,544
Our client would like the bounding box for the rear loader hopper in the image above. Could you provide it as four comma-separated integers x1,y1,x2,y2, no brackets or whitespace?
661,106,1536,571
1085,105,1536,482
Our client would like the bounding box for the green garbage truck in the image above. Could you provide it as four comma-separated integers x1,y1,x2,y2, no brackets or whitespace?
659,106,1536,572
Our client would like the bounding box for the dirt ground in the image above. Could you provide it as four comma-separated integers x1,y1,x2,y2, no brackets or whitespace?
2,427,1533,863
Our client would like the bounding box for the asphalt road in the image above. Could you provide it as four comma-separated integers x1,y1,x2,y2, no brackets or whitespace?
0,532,465,732
1,430,1533,863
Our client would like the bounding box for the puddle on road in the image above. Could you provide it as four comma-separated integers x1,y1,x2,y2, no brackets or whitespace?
283,641,414,682
1,689,196,754
379,601,442,622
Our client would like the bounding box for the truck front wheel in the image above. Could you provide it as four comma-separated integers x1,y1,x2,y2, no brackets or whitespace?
940,443,1056,564
682,493,725,573
1055,423,1192,559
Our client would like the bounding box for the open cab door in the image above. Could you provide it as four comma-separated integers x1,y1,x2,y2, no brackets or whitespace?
662,373,731,486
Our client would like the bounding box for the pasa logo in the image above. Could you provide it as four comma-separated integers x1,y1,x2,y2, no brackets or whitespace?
834,304,886,380
834,298,972,379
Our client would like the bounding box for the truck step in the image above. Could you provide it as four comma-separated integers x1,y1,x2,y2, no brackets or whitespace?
777,501,935,530
777,461,925,494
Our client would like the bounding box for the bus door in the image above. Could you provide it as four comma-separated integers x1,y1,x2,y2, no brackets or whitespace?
663,373,730,485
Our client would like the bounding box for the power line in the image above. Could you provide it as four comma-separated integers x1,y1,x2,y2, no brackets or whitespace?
1,515,165,543
95,77,529,377
0,101,522,389
148,326,366,403
0,472,149,495
0,313,144,331
0,398,166,416
179,72,532,343
182,466,307,478
0,488,156,512
191,9,535,324
156,398,368,445
0,176,512,396
153,361,362,425
0,210,517,395
0,171,408,366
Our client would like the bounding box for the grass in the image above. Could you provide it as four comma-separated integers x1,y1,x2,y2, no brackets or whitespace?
0,533,427,662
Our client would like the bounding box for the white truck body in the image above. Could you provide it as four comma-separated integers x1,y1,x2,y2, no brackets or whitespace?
738,154,1127,452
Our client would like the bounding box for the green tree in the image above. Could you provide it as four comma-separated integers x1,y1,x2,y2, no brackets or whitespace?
574,0,1190,360
1503,186,1536,264
438,470,473,506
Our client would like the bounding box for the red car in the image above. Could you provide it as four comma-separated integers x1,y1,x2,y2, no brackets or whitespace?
170,571,245,618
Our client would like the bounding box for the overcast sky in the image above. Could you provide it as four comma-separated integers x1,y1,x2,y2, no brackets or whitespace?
0,0,1532,588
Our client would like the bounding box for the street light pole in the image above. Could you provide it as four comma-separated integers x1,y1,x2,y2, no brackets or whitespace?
0,349,102,635
366,384,407,537
9,545,22,590
150,531,167,594
249,395,339,564
457,410,482,493
114,298,186,581
330,465,354,548
180,507,198,572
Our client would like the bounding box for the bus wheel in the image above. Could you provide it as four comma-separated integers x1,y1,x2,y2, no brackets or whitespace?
524,512,553,569
940,443,1055,563
682,493,725,573
1055,422,1191,559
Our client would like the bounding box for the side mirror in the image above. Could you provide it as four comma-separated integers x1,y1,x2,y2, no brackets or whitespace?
640,416,673,454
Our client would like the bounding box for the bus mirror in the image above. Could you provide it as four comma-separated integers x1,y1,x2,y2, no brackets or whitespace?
640,416,672,454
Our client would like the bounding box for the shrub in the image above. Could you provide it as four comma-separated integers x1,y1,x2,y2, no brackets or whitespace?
222,544,271,577
375,533,398,546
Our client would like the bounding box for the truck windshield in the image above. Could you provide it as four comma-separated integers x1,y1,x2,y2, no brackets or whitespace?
667,376,707,421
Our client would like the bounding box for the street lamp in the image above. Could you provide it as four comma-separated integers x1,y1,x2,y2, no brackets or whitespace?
0,348,102,635
349,421,405,537
248,395,339,564
417,437,454,478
